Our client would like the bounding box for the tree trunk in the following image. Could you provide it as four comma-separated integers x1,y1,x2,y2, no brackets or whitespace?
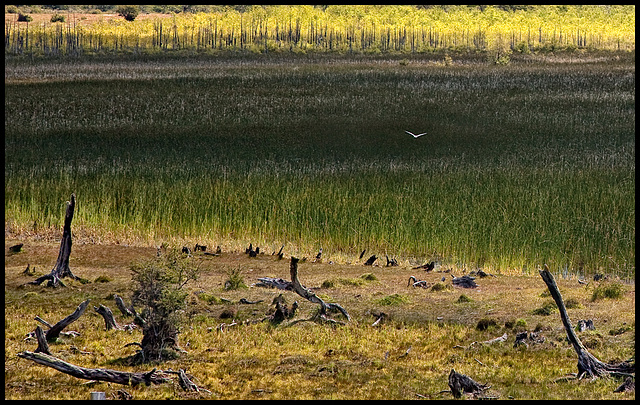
17,351,171,386
539,265,634,379
30,194,82,287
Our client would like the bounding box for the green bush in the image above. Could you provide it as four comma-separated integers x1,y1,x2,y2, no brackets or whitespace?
224,266,247,290
17,13,33,22
116,5,140,21
50,13,65,23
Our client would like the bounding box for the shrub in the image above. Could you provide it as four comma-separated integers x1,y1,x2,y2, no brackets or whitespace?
224,266,247,290
94,275,112,283
50,13,65,23
130,249,198,363
17,13,33,22
591,282,624,301
116,5,140,21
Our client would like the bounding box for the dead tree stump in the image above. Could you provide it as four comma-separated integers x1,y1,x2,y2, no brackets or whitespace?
448,369,490,398
114,294,134,317
539,265,634,379
94,304,121,330
29,194,82,287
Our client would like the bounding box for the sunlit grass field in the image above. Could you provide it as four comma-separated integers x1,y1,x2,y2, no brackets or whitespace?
4,51,635,279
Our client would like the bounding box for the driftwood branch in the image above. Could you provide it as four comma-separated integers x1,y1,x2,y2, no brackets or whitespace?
255,257,350,324
539,265,634,379
45,299,91,342
17,351,171,386
289,257,350,322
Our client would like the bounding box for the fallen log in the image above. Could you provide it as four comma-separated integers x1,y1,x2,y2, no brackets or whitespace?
539,265,634,379
17,351,171,386
29,194,83,287
407,276,429,288
413,261,435,272
451,274,478,288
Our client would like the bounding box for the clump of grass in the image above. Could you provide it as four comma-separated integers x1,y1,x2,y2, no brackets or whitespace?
224,266,247,290
431,282,452,292
532,300,557,316
94,275,112,283
376,293,410,306
456,294,472,303
197,292,224,305
360,273,377,281
564,297,582,309
590,282,624,301
505,318,528,330
476,317,498,331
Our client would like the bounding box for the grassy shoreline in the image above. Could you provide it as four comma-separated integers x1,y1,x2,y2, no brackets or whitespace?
5,53,635,279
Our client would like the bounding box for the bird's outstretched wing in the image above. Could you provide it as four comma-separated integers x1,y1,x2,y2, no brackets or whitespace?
405,130,427,138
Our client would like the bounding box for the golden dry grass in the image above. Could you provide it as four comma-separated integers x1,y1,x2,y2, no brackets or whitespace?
4,238,635,400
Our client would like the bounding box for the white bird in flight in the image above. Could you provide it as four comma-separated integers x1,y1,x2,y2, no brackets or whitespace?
405,130,427,138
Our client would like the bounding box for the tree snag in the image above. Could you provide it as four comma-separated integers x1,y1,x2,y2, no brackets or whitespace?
289,256,350,322
34,326,51,355
94,304,121,330
29,193,82,287
539,265,634,379
16,351,171,386
448,369,490,398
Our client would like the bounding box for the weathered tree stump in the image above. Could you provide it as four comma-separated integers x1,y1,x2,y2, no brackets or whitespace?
29,194,82,287
34,325,51,355
448,369,490,398
17,351,171,386
94,304,121,330
114,294,134,317
539,265,634,379
363,255,377,266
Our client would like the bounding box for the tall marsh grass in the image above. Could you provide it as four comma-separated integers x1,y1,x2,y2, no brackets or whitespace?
4,55,635,279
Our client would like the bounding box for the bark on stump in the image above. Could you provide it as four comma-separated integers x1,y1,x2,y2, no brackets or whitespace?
29,194,82,287
539,265,634,379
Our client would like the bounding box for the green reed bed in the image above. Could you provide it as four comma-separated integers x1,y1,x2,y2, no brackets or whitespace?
4,54,635,278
